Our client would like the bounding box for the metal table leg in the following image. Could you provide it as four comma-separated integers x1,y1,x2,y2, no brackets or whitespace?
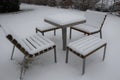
62,27,67,50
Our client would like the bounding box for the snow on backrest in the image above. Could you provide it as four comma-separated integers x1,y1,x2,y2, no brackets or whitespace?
0,25,30,52
0,25,22,45
85,10,107,29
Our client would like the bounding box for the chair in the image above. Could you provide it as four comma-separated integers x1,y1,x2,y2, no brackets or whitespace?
36,23,60,36
0,25,57,80
70,10,107,39
66,35,107,75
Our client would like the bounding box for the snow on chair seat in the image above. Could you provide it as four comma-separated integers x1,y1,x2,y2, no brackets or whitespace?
7,32,56,58
72,24,99,33
66,35,107,75
36,23,60,36
20,33,55,55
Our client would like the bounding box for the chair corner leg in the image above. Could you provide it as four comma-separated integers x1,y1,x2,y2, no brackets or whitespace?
54,46,57,63
42,32,44,36
70,28,72,39
82,58,86,75
11,45,15,60
36,28,38,33
102,44,107,61
66,47,69,63
100,31,102,39
54,29,56,36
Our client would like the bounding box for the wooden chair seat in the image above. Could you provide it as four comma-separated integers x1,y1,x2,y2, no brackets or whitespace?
66,35,107,75
36,24,60,36
9,33,56,57
71,24,100,34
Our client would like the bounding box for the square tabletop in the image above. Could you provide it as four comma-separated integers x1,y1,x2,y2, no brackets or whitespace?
44,12,86,27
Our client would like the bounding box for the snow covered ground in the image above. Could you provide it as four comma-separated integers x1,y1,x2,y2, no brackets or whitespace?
0,3,120,80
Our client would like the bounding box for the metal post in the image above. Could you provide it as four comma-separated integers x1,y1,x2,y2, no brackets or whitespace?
20,56,29,80
82,58,86,75
36,29,38,33
70,27,72,39
54,46,57,63
103,44,107,61
20,57,25,80
66,47,69,63
62,27,67,50
100,31,102,39
42,32,44,36
54,29,56,36
11,45,15,60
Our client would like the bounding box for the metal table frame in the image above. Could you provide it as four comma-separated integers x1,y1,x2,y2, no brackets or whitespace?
44,16,86,50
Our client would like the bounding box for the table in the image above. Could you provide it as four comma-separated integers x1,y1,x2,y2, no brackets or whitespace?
44,12,86,50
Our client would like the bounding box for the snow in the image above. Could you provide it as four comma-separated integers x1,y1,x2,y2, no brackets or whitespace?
45,12,86,26
19,33,55,55
68,35,107,56
85,10,107,28
73,24,100,33
0,3,120,80
36,23,57,31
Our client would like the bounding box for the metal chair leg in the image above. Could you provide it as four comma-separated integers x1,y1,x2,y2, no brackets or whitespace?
100,31,102,39
11,45,15,60
36,28,38,33
54,29,56,36
66,47,69,63
42,32,44,36
70,27,72,39
82,58,86,75
20,65,24,80
20,57,26,80
54,47,57,63
103,44,107,61
20,57,29,80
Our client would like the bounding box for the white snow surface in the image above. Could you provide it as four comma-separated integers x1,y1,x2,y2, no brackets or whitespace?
0,3,120,80
68,35,107,56
45,12,86,26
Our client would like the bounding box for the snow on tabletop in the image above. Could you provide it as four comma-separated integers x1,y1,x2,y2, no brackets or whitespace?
45,12,86,26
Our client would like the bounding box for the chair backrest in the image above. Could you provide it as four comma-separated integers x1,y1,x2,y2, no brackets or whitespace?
0,25,30,57
0,25,20,42
0,25,23,44
85,10,107,30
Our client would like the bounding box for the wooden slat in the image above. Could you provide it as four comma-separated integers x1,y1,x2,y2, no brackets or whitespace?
26,38,37,49
22,39,34,50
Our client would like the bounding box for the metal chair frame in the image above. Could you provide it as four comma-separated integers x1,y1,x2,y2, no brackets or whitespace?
70,11,107,39
66,37,107,75
8,34,57,80
0,25,57,80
